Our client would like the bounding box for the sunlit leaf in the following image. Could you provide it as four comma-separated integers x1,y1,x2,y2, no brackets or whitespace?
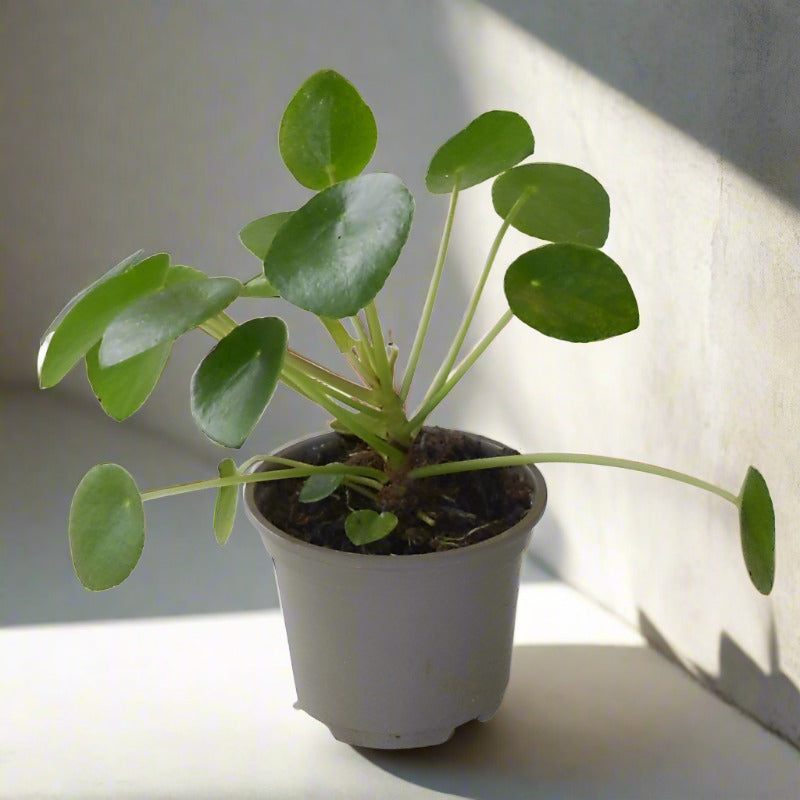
191,317,288,448
69,464,145,591
279,69,377,190
345,509,398,546
86,340,172,420
504,243,638,342
213,457,239,545
99,277,241,367
299,473,344,503
38,253,169,388
264,173,413,318
739,467,775,595
239,212,294,260
426,110,534,193
492,163,610,246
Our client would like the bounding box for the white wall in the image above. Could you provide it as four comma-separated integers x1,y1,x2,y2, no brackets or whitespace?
3,0,798,746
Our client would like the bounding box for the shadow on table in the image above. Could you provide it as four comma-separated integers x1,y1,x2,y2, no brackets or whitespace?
355,643,799,800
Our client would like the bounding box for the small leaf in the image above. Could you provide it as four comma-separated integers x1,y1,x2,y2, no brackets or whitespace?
264,173,414,318
69,464,145,591
504,243,639,342
242,274,280,299
345,509,398,546
279,69,377,190
86,340,172,420
213,458,239,545
99,277,241,367
239,212,294,260
739,467,775,595
38,253,170,388
191,317,288,448
426,110,534,194
299,473,344,503
492,163,610,247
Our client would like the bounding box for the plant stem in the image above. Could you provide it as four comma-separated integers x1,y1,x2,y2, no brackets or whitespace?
141,462,385,503
408,452,739,505
284,350,375,404
200,311,237,340
364,301,394,391
400,184,460,400
407,309,514,435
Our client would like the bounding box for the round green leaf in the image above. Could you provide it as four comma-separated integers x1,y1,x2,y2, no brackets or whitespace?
191,317,288,448
239,212,294,261
86,340,172,421
299,473,344,503
426,110,534,194
492,163,610,247
213,457,239,545
38,253,170,388
345,509,398,546
99,277,241,367
504,243,639,342
739,466,775,595
279,69,377,190
69,464,145,591
264,173,414,318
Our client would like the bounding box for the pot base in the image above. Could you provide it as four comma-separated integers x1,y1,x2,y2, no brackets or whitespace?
329,723,457,750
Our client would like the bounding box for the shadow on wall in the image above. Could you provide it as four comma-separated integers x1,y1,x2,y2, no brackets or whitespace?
482,0,800,206
356,643,800,799
640,611,800,750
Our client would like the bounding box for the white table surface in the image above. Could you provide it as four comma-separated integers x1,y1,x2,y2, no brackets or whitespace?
3,578,799,799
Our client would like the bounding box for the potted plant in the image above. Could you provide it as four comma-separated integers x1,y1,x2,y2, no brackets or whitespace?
38,69,775,748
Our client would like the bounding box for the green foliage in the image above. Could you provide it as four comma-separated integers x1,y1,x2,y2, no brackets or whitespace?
279,69,377,190
191,317,288,448
39,68,776,597
426,110,534,193
264,173,414,318
68,464,144,591
739,467,775,594
504,243,639,342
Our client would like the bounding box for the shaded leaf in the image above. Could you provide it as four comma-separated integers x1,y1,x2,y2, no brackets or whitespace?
739,467,775,595
86,340,172,420
426,110,534,194
38,253,169,388
492,163,610,247
99,277,241,367
239,212,294,260
279,69,377,190
242,274,280,298
345,509,398,546
69,464,145,591
299,473,344,503
264,173,413,318
504,243,639,342
213,457,239,545
191,317,288,448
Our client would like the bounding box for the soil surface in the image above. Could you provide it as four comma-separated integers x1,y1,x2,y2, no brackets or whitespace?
253,427,534,555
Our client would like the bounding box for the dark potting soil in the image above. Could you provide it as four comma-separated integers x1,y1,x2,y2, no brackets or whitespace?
253,427,534,555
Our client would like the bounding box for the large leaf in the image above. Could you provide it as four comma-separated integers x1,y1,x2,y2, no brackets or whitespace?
191,317,288,448
98,277,241,367
213,457,239,545
492,163,610,247
426,110,534,194
279,69,377,190
739,467,775,594
38,252,169,388
264,173,414,318
504,243,639,342
86,340,172,420
69,464,145,591
345,509,398,546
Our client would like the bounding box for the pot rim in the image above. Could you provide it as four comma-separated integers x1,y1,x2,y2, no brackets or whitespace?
243,429,547,570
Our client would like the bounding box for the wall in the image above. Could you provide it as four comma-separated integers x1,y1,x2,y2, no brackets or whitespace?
2,0,798,745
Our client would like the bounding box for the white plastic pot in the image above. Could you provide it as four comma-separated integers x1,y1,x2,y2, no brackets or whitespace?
243,430,547,749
